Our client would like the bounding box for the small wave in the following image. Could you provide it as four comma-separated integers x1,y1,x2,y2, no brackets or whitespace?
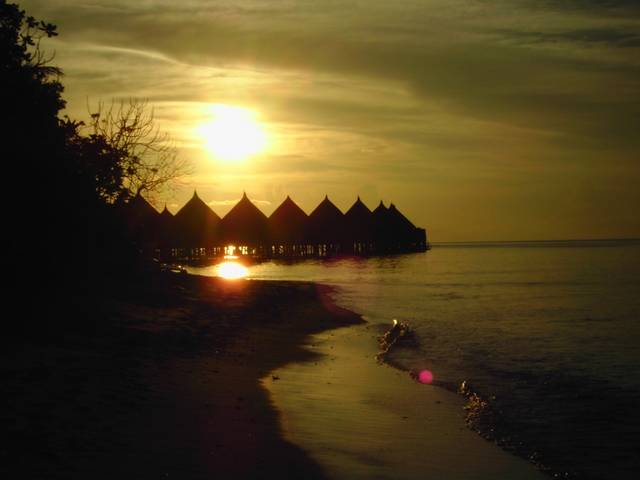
375,319,419,363
374,322,580,478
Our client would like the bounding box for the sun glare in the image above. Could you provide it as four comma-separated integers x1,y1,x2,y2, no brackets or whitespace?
198,104,267,162
216,261,248,280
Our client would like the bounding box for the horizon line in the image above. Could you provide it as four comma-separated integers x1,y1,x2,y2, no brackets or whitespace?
431,238,640,246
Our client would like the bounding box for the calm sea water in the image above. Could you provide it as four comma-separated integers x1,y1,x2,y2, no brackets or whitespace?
189,240,640,479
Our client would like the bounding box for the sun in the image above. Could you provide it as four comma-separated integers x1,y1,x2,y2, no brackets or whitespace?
198,104,267,162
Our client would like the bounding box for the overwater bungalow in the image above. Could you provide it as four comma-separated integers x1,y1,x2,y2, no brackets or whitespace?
157,205,175,251
172,191,221,259
306,195,346,257
268,196,309,257
124,193,161,251
344,196,375,254
219,192,269,256
126,192,428,261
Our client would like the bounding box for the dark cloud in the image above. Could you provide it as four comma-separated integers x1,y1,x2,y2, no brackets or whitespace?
494,27,640,48
44,4,637,135
519,0,640,14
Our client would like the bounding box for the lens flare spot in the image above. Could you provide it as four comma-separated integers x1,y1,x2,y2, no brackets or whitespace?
216,261,248,280
418,370,434,384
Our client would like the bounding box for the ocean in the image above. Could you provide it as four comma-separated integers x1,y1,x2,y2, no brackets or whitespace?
188,240,640,479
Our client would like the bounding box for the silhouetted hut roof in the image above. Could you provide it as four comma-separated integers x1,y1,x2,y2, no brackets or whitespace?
372,200,392,241
388,203,416,229
344,196,374,241
124,193,160,242
307,195,345,243
157,205,175,247
388,203,417,240
268,196,308,243
127,192,160,221
160,205,174,219
173,190,220,247
220,192,269,245
372,200,388,217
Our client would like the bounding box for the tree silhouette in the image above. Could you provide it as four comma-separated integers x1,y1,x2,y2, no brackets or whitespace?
2,2,186,207
84,98,189,201
1,1,187,331
1,0,65,167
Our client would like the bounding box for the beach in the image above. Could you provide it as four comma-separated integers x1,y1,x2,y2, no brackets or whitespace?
267,323,546,479
213,243,640,479
3,271,544,479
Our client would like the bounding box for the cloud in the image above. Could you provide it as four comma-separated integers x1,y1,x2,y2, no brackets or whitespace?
492,27,640,48
32,1,640,152
519,0,640,15
34,0,638,149
19,0,640,240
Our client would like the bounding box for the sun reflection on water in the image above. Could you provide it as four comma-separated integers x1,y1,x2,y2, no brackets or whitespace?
216,260,248,280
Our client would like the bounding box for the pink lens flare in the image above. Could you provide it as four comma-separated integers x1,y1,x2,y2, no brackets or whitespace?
418,369,434,384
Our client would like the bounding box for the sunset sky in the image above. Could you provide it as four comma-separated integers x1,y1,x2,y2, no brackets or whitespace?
24,0,640,241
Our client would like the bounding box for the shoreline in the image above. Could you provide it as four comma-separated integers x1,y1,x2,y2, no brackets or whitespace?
266,320,547,480
5,271,545,478
3,272,361,478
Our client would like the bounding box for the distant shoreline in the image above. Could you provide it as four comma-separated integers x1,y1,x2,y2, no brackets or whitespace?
431,238,640,247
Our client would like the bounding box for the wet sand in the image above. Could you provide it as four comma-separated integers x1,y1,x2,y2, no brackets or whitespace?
267,323,547,479
3,272,546,478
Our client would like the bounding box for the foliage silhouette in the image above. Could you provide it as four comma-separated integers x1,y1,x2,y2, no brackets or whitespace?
85,98,188,202
1,1,185,333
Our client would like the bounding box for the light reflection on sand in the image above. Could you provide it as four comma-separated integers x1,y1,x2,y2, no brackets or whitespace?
265,325,547,480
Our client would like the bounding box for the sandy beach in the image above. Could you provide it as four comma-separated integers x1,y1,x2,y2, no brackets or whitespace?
267,323,546,479
3,272,545,479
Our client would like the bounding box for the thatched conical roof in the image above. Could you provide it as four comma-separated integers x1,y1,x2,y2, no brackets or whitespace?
120,190,427,255
372,200,388,217
388,203,416,229
157,205,175,247
344,196,373,241
372,200,392,242
173,190,220,247
124,193,160,244
268,196,308,243
307,195,345,243
160,205,173,219
219,192,269,245
127,192,159,222
387,203,417,241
